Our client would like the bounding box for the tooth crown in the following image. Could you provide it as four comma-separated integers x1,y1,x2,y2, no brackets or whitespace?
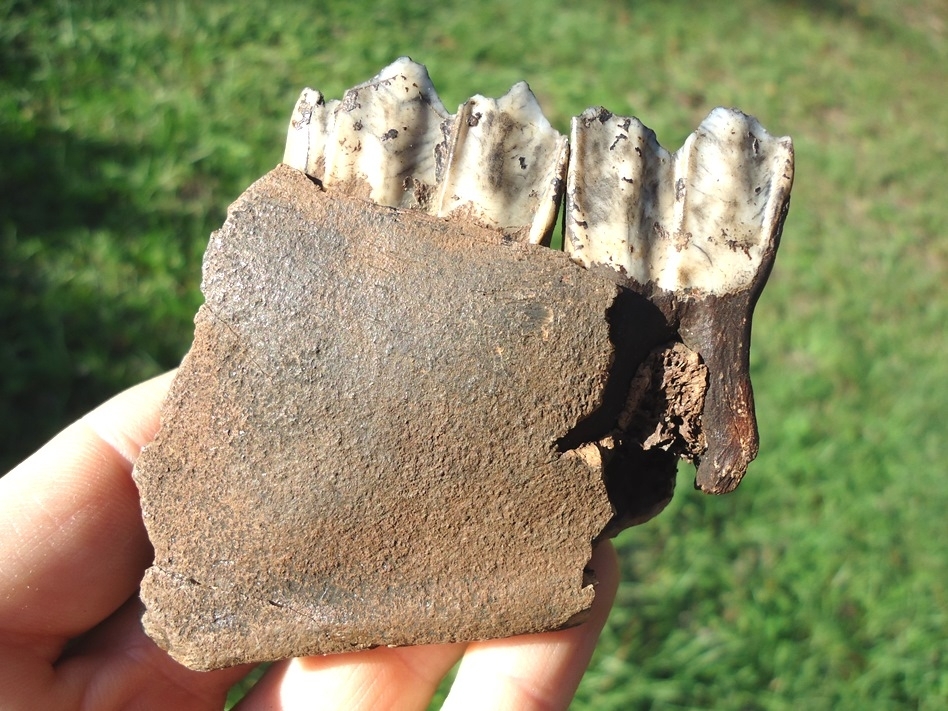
565,106,794,296
284,57,568,244
438,83,568,243
284,58,450,211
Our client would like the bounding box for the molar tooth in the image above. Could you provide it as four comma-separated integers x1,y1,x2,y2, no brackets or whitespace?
284,57,452,210
325,57,452,209
436,82,568,244
565,107,792,297
672,108,794,295
283,60,568,244
566,106,793,493
565,108,673,278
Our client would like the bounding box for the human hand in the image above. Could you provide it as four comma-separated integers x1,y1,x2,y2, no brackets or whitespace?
0,372,618,710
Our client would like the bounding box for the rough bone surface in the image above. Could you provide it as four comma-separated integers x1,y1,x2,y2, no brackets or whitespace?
135,165,674,670
134,58,794,670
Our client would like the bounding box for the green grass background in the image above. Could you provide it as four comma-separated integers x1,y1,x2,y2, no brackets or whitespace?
2,0,946,708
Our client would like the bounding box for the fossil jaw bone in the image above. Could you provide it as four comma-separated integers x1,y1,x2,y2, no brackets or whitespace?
130,59,796,670
284,58,794,494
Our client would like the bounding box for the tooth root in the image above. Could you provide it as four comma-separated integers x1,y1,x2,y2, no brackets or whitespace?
437,83,568,244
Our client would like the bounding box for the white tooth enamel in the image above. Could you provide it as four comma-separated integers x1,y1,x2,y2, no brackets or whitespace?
283,59,567,244
436,83,568,244
284,58,450,209
324,57,451,209
566,107,794,295
282,88,339,180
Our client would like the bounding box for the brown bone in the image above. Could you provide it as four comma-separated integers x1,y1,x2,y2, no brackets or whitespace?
135,165,682,670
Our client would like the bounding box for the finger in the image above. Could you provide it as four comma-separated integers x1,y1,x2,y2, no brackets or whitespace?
441,541,619,711
237,643,467,711
0,371,174,644
50,596,252,711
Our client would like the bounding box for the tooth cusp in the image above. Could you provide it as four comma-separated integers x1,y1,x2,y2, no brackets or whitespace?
282,88,338,180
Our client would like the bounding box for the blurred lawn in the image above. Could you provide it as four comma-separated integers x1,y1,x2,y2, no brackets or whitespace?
2,0,946,708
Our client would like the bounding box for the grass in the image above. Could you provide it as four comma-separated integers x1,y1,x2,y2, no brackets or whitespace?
3,0,946,708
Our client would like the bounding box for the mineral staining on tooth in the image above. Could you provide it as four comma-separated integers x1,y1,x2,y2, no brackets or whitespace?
284,57,451,210
566,106,794,296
